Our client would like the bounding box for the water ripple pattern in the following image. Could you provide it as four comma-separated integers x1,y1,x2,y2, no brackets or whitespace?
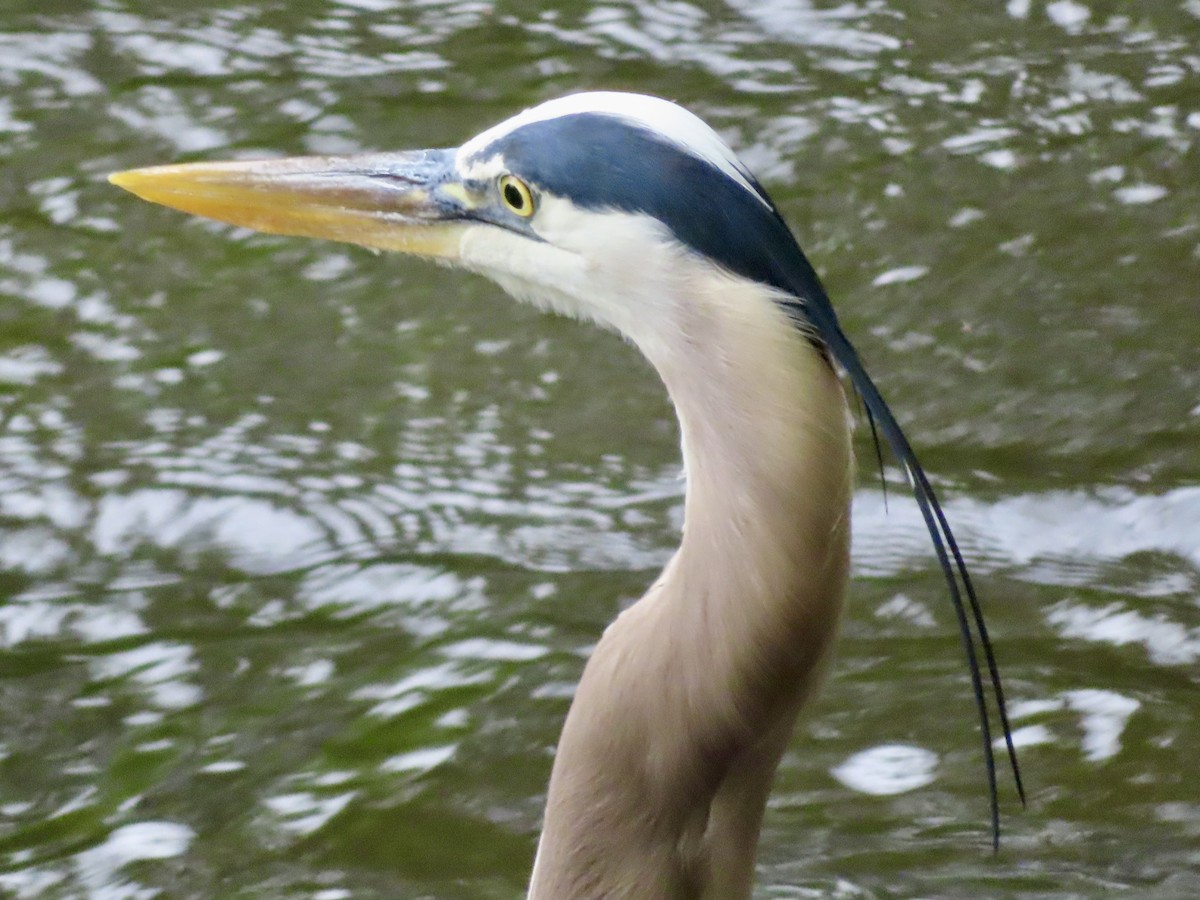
0,1,1197,897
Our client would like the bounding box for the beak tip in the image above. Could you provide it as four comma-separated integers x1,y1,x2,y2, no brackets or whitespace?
109,167,176,203
108,169,139,192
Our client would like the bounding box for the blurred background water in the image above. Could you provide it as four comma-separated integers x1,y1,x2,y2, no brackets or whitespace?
1,1,1198,897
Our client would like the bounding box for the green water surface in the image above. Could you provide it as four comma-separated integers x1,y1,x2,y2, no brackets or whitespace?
1,1,1198,897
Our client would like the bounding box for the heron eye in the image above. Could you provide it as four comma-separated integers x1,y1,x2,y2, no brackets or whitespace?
499,174,535,217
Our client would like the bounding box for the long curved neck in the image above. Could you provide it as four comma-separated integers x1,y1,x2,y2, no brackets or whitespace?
528,273,853,900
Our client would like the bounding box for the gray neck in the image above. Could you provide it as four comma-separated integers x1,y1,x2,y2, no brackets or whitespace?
528,276,854,900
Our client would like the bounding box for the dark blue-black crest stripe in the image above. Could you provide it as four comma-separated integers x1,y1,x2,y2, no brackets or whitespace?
477,114,833,313
478,111,1025,835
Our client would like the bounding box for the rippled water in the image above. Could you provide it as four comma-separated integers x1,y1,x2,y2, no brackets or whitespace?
1,1,1198,897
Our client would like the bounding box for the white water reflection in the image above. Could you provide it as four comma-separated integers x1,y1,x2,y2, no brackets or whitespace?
1046,600,1200,666
0,31,103,97
74,821,194,900
1113,183,1168,205
381,744,457,775
999,724,1055,751
0,825,192,900
264,789,356,837
0,346,63,384
852,486,1200,589
440,637,548,662
1045,0,1091,33
871,265,928,286
832,744,938,795
733,0,901,55
92,488,327,574
353,659,491,720
1007,690,1141,762
90,642,202,710
1066,689,1141,762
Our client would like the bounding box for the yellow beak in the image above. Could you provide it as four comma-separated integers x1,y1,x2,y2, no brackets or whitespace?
108,150,470,259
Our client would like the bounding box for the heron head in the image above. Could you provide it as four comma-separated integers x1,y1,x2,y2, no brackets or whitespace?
109,92,805,341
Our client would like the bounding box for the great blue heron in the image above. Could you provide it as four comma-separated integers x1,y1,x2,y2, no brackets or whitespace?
110,91,1023,898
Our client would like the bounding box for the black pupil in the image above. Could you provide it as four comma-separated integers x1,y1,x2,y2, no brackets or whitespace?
504,182,525,210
